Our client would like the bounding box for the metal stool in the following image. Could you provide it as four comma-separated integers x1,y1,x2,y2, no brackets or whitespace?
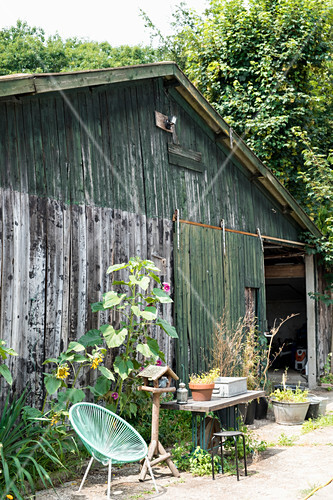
211,431,247,481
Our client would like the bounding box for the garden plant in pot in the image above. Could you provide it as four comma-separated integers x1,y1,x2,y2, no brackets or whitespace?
189,368,220,401
270,373,309,425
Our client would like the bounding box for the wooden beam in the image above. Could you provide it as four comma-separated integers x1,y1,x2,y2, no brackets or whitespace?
305,255,317,389
265,263,305,278
264,252,305,260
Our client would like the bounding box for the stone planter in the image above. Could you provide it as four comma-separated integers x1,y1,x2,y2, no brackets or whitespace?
271,399,310,425
189,382,215,401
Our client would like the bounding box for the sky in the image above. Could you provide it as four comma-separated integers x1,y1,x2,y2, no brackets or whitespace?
2,1,209,46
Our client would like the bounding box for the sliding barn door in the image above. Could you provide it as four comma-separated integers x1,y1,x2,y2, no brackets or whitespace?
173,221,266,380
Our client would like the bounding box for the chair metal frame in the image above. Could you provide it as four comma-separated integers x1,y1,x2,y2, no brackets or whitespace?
69,402,158,499
211,430,247,481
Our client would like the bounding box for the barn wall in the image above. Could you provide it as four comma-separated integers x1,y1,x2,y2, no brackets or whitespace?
1,75,325,402
317,264,333,374
0,78,301,239
0,188,173,405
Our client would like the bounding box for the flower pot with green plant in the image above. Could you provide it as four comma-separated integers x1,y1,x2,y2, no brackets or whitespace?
270,372,309,425
189,368,220,401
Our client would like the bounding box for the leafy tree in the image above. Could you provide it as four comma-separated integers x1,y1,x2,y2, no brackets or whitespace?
0,20,158,75
146,0,333,263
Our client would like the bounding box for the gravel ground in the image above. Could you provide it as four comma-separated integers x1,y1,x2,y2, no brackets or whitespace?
35,389,333,500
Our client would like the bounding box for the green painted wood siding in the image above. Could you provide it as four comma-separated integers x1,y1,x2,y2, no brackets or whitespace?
174,222,266,380
1,77,301,241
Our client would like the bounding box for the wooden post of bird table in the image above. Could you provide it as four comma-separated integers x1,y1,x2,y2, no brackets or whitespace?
137,365,180,481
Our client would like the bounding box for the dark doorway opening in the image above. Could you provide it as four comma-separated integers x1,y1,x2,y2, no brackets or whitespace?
264,242,307,381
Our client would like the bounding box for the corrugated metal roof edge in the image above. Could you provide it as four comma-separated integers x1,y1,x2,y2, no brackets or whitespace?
0,61,321,238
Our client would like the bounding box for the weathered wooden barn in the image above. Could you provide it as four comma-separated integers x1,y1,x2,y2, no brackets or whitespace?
0,62,331,404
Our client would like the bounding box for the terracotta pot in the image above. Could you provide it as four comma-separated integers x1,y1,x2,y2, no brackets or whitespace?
189,382,215,401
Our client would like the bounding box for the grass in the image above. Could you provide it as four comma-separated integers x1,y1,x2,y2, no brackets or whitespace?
277,432,298,447
129,490,154,499
300,483,321,496
301,412,333,434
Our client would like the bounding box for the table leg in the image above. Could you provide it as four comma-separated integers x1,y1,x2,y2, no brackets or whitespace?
191,412,206,450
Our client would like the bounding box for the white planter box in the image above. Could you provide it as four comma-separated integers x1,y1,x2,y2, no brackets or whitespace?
212,377,247,398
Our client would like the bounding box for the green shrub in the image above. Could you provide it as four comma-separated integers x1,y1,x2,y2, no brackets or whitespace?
128,394,192,447
0,390,76,499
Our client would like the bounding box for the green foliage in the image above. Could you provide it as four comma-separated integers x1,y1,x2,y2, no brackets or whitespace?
189,447,220,476
189,368,220,384
301,412,333,433
270,386,309,402
0,20,158,75
148,0,333,264
42,341,107,419
95,257,177,417
171,445,222,475
319,353,333,384
0,340,18,386
224,422,267,458
170,422,266,477
0,390,76,499
129,395,192,446
41,257,177,420
277,432,298,446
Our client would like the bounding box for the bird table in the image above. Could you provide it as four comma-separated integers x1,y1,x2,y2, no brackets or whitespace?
137,365,180,480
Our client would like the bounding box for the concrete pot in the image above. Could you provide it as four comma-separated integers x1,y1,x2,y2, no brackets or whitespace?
189,382,215,401
272,399,310,425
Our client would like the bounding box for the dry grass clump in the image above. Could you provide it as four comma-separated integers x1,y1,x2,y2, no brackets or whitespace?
211,313,256,379
211,313,296,390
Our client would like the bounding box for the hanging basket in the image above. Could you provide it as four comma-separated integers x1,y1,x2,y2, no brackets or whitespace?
189,383,215,401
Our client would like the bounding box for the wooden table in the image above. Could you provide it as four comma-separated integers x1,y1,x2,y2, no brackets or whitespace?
161,390,265,450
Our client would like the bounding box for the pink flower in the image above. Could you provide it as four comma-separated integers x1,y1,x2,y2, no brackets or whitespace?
111,392,119,400
156,359,162,366
162,282,170,293
139,366,144,371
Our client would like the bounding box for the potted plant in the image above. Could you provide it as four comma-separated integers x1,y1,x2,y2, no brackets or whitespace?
189,368,220,401
270,373,310,425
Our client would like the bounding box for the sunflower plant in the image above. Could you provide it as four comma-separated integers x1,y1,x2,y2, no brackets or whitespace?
42,342,108,420
0,339,18,385
89,256,178,416
42,257,177,419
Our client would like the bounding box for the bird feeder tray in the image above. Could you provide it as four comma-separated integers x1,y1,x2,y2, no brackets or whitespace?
138,365,178,393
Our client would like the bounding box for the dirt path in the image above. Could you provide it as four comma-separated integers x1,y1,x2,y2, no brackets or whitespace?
36,390,333,500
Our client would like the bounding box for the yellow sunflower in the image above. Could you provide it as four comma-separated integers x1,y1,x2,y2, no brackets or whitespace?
91,355,104,369
56,364,70,380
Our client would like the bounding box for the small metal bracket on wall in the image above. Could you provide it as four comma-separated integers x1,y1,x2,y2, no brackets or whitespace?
173,209,180,250
221,219,226,256
257,227,264,253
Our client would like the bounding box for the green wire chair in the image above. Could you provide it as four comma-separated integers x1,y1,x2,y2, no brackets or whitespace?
69,402,158,499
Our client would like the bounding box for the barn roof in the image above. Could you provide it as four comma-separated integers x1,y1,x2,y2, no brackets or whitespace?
0,61,321,237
